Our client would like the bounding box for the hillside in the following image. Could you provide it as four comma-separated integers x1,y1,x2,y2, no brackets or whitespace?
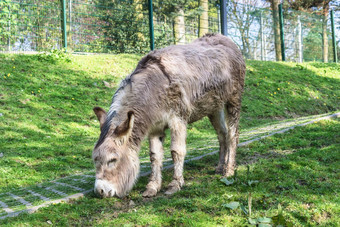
0,53,339,192
0,53,340,225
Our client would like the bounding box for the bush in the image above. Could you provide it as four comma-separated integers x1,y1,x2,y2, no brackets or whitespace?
36,49,71,63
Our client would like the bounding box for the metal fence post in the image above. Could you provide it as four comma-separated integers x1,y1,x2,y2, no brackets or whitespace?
148,0,154,51
297,16,303,63
260,11,264,61
330,10,338,63
60,0,67,52
278,3,285,61
7,4,11,51
217,9,221,33
69,0,72,32
220,0,228,36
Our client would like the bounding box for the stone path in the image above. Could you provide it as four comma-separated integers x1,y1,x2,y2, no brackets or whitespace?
0,112,339,220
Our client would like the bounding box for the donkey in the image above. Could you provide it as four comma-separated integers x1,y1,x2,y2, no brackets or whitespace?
92,33,245,198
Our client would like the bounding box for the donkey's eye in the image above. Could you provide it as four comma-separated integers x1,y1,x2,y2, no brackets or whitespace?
107,158,117,166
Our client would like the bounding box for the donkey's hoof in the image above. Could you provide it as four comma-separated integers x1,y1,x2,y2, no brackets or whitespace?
164,179,183,195
164,186,180,195
215,165,224,174
216,165,235,177
223,169,235,178
142,188,158,197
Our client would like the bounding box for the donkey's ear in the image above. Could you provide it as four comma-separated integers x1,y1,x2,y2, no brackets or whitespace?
114,111,135,138
93,107,107,130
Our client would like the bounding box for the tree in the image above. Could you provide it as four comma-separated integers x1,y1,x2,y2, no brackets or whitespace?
286,0,332,62
198,0,209,37
0,0,18,51
0,0,61,52
229,0,268,59
174,5,186,44
321,1,330,62
152,0,201,45
268,0,282,61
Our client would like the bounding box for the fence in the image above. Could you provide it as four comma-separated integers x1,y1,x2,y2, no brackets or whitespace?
0,0,339,62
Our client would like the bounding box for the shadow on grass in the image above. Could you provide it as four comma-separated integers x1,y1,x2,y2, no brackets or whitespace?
0,54,120,192
0,55,339,196
123,119,340,226
1,115,339,224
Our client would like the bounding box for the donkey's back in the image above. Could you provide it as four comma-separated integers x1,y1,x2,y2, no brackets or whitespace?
136,33,245,123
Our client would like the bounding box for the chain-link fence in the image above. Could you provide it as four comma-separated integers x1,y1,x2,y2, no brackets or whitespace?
67,0,150,53
283,8,336,62
0,0,339,62
0,0,62,52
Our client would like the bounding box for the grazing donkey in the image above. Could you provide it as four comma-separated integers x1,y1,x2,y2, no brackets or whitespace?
92,34,245,198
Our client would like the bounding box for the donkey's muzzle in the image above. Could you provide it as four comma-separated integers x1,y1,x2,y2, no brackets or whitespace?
94,179,116,198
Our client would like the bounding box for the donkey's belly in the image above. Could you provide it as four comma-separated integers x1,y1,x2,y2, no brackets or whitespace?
188,93,225,123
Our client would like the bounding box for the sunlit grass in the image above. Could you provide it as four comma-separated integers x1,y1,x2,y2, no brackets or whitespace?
2,119,338,226
0,53,339,197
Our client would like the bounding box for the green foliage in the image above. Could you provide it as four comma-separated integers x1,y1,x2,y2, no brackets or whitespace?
223,201,240,210
94,0,149,54
0,0,61,52
220,178,235,186
303,25,323,61
0,0,19,51
35,49,71,63
0,0,19,34
0,0,336,60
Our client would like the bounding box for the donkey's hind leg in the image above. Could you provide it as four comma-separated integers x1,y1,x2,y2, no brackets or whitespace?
143,133,165,197
223,101,241,177
209,102,241,177
209,109,229,175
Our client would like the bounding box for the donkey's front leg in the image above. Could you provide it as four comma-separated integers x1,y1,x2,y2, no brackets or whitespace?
165,117,187,195
143,134,165,197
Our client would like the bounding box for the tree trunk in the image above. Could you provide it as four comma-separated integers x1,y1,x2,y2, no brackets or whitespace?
7,6,11,51
270,0,282,61
174,7,186,44
198,0,209,37
134,0,145,42
322,4,329,63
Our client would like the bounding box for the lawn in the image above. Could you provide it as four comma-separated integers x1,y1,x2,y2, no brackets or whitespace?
0,52,339,225
1,119,339,226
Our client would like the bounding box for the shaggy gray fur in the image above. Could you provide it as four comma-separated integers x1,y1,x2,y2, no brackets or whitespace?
93,33,246,198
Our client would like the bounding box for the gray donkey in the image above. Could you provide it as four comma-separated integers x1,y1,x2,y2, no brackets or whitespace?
92,34,245,198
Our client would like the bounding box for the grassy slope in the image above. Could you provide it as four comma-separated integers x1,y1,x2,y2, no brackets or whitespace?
0,54,339,191
0,54,141,191
2,119,339,226
0,53,339,224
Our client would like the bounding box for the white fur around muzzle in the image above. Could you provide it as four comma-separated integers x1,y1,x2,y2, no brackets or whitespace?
94,179,117,197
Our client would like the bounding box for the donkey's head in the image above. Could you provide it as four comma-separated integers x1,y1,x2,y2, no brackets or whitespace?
92,107,140,198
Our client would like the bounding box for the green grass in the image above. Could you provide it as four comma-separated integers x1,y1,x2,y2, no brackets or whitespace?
0,54,339,192
1,119,339,226
0,53,339,224
0,54,142,192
